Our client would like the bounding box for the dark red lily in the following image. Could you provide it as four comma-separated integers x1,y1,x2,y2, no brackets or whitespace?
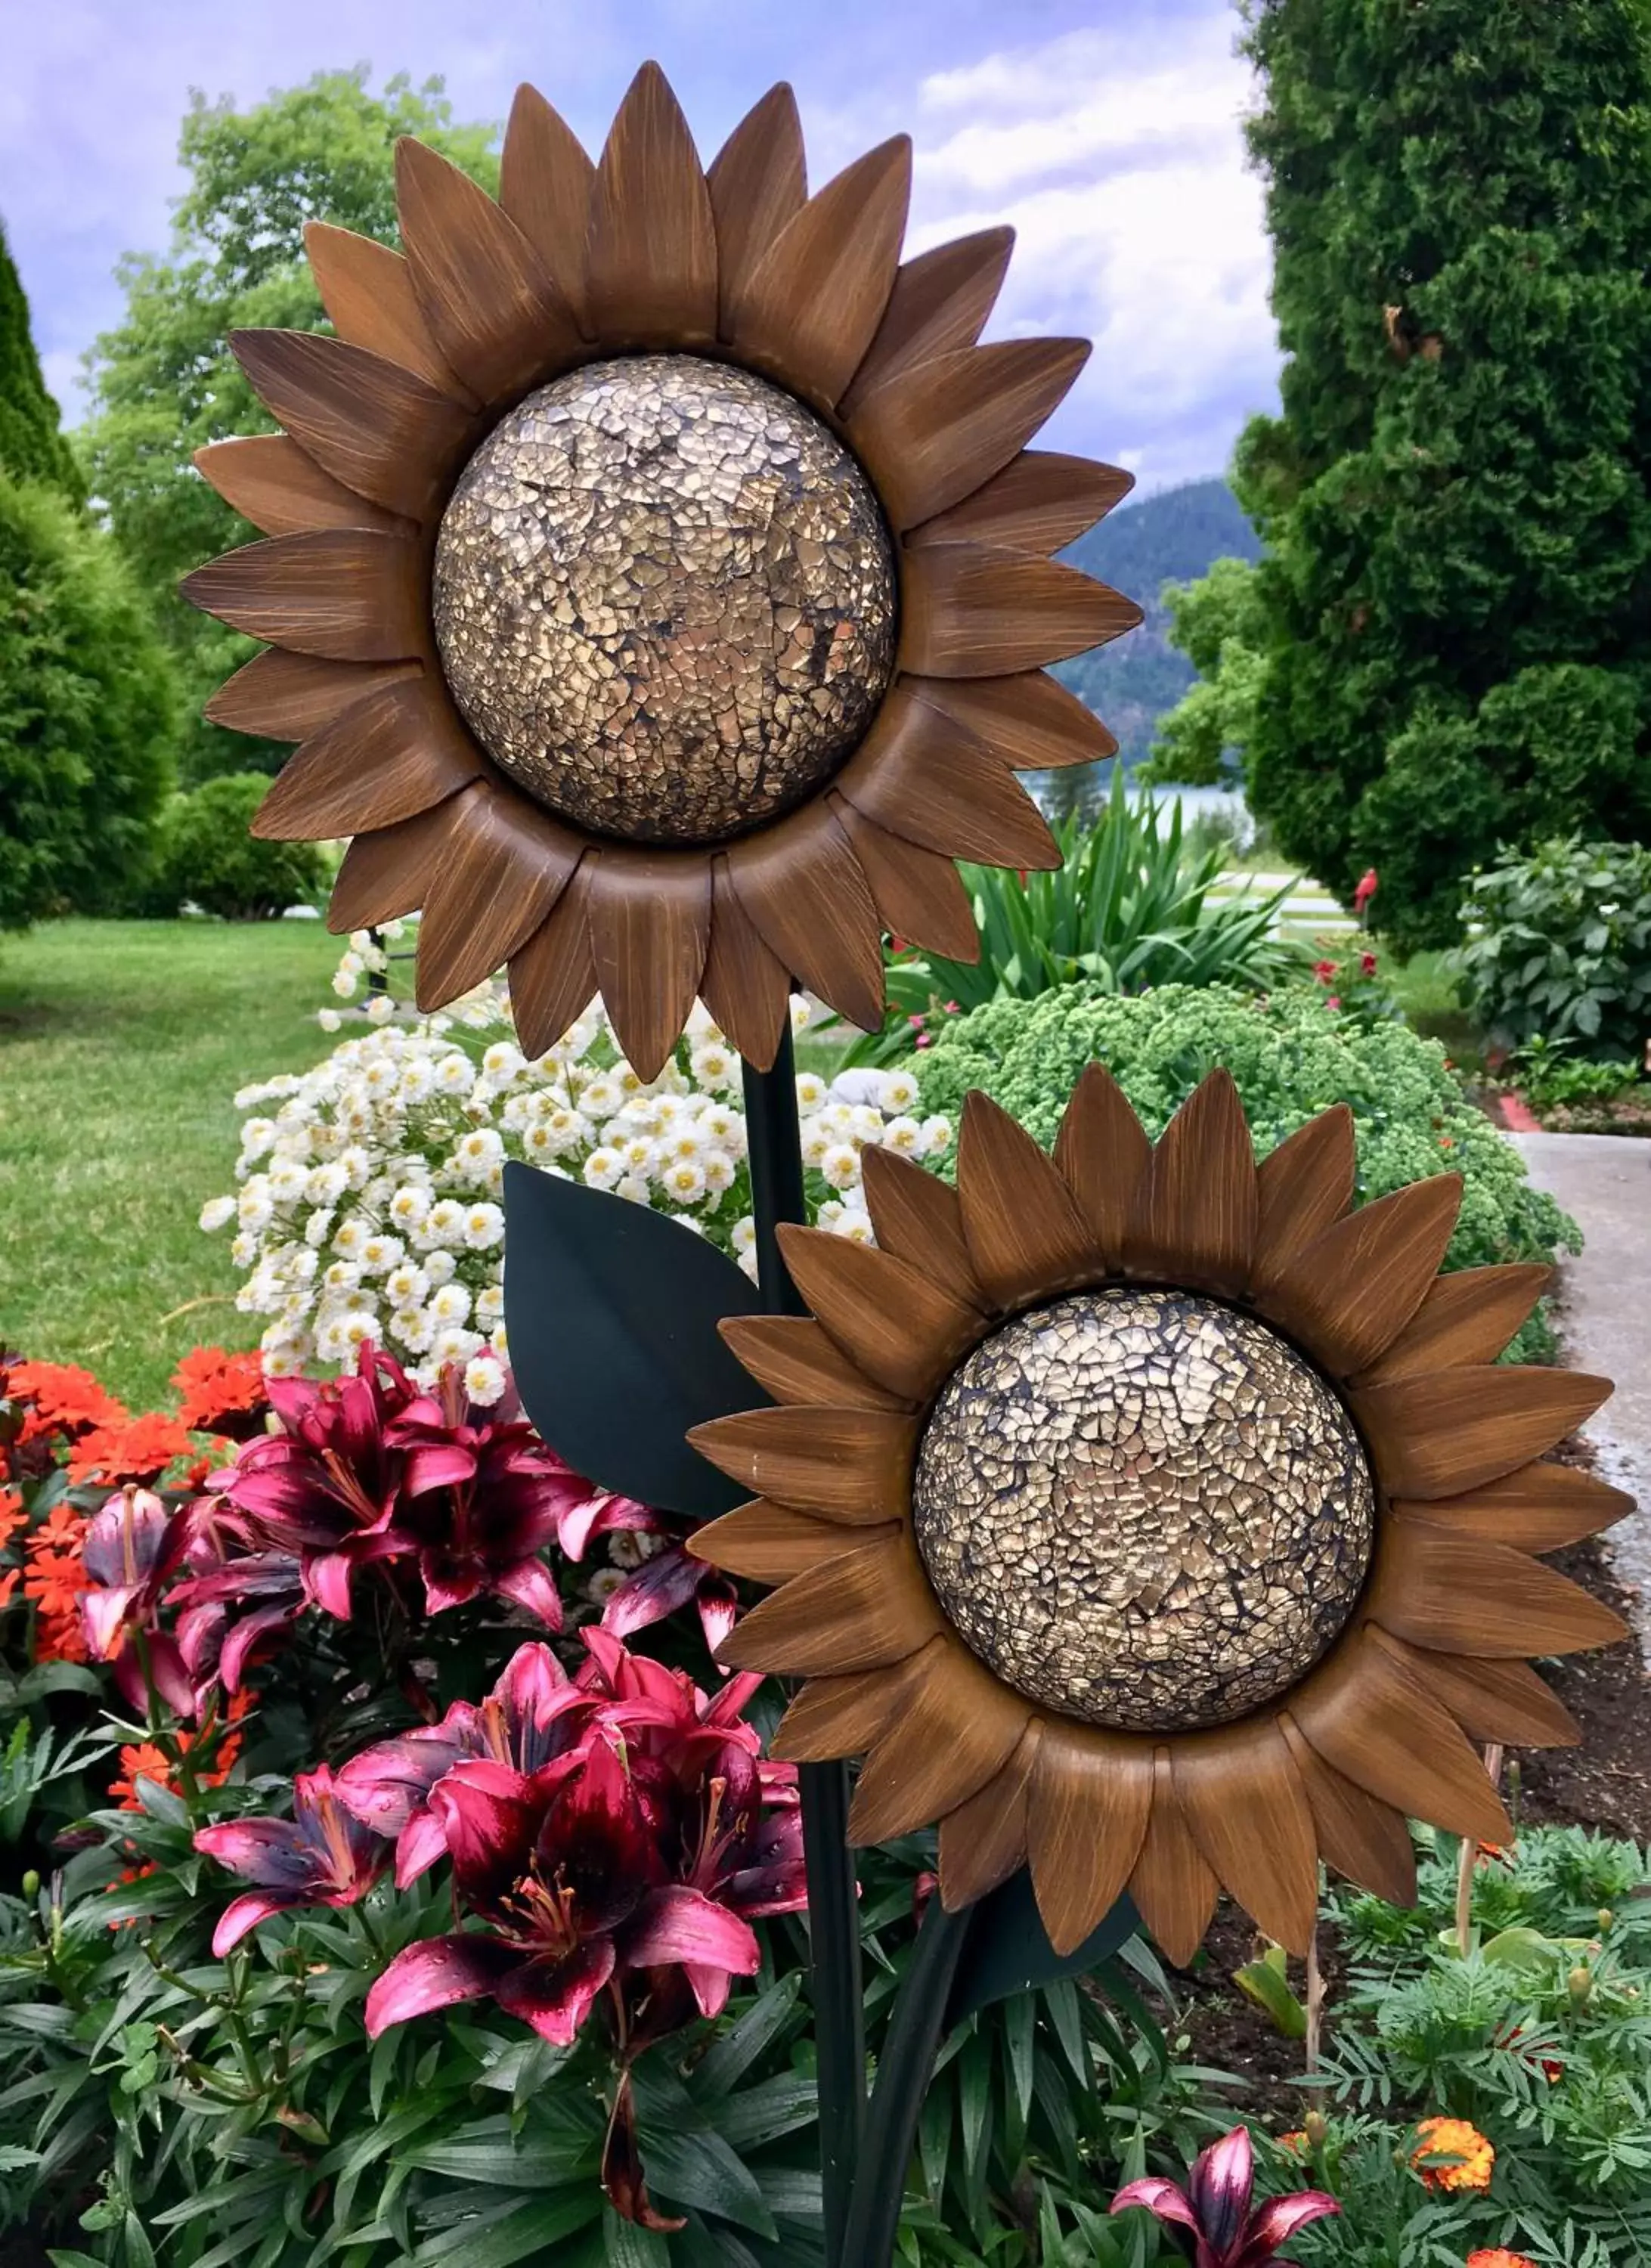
194,1764,389,1954
382,1365,578,1624
79,1486,195,1718
205,1346,413,1618
1111,2126,1339,2266
169,1545,307,1702
363,1735,761,2046
336,1641,597,1883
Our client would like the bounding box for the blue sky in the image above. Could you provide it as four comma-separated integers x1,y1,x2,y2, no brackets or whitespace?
0,0,1280,494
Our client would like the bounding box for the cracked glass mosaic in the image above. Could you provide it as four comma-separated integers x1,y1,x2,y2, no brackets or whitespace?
912,1287,1376,1733
431,355,898,845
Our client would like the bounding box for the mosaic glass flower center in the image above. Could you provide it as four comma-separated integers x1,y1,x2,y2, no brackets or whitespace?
432,355,898,846
912,1288,1376,1734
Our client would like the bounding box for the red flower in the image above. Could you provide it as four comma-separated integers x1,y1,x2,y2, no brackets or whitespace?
1359,950,1379,977
1112,2126,1338,2265
194,1764,389,1952
207,1345,580,1627
383,1365,577,1624
336,1641,597,1884
206,1346,418,1618
1352,866,1379,915
7,1360,127,1445
362,1637,804,2051
68,1413,198,1487
23,1500,91,1662
172,1346,270,1440
1312,959,1338,983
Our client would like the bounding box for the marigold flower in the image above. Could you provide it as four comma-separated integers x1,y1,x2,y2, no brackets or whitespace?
1466,2251,1534,2268
1411,2117,1494,2192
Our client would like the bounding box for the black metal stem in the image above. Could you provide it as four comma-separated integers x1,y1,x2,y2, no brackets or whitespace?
740,1024,864,2268
839,1893,971,2266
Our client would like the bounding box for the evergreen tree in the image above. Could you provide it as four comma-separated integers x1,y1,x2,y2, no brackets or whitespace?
0,476,178,930
0,218,82,499
1235,0,1651,947
80,70,497,784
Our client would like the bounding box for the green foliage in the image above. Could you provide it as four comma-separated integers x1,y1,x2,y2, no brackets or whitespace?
1510,1039,1640,1113
0,1789,829,2265
0,218,82,500
842,776,1304,1065
1141,557,1266,789
143,774,327,920
1454,836,1651,1061
77,70,498,785
1232,0,1651,949
1292,1825,1651,2266
1033,479,1259,817
915,982,1578,1359
0,474,178,930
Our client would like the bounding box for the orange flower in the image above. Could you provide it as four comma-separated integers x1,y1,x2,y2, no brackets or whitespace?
1278,2130,1307,2152
67,1414,197,1486
7,1360,128,1442
111,1741,178,1809
110,1700,251,1811
0,1568,19,1611
0,1486,25,1553
1466,2252,1534,2268
23,1498,90,1662
172,1347,268,1439
1411,2117,1495,2193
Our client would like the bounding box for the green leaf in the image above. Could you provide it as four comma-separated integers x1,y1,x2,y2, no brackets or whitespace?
692,1976,801,2100
1232,1944,1307,2038
601,2207,670,2267
408,2191,602,2267
633,2123,777,2239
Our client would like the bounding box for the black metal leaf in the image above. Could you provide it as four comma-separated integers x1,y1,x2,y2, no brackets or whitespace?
503,1161,768,1520
945,1870,1139,2025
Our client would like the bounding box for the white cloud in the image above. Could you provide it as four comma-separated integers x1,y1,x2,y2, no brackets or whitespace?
899,14,1279,492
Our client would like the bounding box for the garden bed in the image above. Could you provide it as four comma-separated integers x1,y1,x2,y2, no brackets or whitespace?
1175,1444,1649,2140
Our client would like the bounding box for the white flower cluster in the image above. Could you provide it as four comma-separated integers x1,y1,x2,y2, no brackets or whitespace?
201,931,949,1391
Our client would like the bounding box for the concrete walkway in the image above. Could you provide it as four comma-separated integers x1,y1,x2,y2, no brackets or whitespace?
1511,1133,1651,1652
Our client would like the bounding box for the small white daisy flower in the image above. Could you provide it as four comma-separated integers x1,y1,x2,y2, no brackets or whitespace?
199,1195,235,1232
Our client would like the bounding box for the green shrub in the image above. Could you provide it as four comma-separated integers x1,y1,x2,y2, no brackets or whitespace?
0,473,177,930
146,772,326,919
1454,835,1651,1062
844,774,1304,1064
916,984,1577,1360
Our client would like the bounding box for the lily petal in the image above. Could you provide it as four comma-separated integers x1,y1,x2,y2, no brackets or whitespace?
364,1932,517,2037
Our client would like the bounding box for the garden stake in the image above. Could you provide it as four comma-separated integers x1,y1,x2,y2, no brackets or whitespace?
839,1891,971,2266
741,1020,864,2268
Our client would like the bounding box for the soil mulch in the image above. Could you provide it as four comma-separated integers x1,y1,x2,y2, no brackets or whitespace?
1169,1442,1649,2130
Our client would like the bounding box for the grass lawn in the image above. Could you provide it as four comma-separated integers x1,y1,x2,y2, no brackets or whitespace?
1,919,342,1409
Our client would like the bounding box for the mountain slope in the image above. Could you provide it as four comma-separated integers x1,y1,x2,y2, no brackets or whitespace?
1055,476,1260,765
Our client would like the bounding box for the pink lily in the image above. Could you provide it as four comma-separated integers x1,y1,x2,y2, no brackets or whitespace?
1111,2126,1339,2266
79,1486,195,1718
194,1764,390,1954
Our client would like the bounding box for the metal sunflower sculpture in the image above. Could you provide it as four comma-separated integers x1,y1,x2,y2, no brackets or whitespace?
686,1068,1630,1964
183,64,1137,1080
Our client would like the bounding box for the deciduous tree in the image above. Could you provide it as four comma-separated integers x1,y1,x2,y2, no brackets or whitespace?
79,70,496,783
